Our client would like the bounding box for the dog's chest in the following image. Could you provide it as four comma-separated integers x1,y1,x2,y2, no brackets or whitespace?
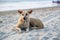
21,21,29,27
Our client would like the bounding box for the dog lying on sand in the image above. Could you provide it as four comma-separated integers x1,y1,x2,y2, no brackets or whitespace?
15,10,44,32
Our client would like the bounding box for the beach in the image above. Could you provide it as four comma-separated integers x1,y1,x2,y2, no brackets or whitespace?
0,6,60,40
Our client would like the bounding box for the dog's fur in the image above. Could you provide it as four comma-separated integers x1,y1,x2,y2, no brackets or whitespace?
15,10,44,32
30,18,44,29
15,10,32,32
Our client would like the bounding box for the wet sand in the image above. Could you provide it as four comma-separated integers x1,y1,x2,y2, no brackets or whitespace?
0,6,60,40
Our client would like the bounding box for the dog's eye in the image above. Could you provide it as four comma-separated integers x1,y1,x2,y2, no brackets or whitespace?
22,14,24,16
26,14,28,16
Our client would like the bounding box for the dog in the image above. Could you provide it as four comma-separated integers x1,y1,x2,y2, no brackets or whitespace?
15,10,32,32
15,10,44,32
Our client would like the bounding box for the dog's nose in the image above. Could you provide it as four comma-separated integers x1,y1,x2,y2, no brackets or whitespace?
23,17,26,20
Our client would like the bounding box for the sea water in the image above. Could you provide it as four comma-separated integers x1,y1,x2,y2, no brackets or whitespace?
0,0,57,11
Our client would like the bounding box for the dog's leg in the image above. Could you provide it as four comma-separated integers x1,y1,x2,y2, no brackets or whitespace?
26,23,29,32
26,27,29,32
15,27,22,33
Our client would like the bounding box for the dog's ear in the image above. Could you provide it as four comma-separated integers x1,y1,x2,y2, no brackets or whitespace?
28,10,32,14
18,10,23,14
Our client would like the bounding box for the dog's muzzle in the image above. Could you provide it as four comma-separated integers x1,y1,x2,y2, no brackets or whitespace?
23,16,27,20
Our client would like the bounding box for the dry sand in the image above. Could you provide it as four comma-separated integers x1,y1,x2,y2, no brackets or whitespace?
0,6,60,40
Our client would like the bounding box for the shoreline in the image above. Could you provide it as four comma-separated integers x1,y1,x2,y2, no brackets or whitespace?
0,6,60,15
0,1,60,12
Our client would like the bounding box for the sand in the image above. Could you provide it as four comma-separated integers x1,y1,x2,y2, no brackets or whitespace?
0,6,60,40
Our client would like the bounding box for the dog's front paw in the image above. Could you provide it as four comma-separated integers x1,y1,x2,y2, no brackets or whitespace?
16,28,22,33
26,28,29,32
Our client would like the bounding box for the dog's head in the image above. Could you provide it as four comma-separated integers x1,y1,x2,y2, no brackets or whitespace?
18,10,32,22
